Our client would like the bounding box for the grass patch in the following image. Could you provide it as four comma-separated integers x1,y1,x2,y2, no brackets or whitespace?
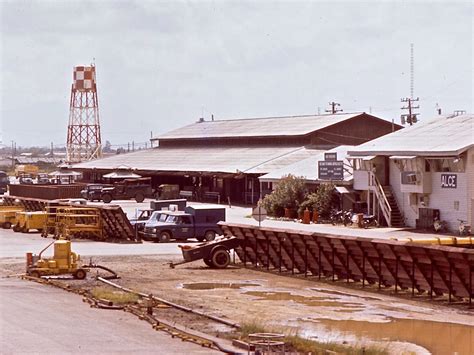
237,321,389,355
91,287,139,305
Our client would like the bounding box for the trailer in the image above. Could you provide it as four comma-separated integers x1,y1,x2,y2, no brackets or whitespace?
170,236,241,269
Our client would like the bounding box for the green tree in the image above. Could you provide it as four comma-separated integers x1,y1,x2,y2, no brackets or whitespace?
298,183,335,217
261,174,307,217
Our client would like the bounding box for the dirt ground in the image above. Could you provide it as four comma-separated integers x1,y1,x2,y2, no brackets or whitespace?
2,254,473,354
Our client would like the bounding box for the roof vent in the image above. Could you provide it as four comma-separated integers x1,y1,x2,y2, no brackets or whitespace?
197,117,205,123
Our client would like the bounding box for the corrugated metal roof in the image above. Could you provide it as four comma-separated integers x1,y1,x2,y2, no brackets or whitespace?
259,145,353,182
73,146,323,175
348,114,473,157
155,112,366,140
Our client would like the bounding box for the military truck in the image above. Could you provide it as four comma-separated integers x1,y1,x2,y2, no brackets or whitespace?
142,206,225,243
82,178,153,203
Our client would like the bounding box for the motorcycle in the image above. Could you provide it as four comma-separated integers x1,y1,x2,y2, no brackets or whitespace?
330,210,354,226
458,219,472,236
362,214,379,229
433,218,447,233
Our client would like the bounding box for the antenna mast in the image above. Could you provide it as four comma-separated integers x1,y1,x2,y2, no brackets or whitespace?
401,43,419,125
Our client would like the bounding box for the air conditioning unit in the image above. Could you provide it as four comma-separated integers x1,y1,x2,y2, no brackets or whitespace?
406,173,418,184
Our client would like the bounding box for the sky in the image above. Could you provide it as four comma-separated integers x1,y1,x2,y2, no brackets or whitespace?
0,0,472,148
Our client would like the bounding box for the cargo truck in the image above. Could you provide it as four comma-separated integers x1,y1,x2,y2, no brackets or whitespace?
142,206,225,243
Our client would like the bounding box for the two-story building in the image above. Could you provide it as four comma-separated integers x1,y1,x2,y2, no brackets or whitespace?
348,113,473,230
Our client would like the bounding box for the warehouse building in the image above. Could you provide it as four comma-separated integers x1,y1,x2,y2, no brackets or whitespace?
348,113,473,230
73,112,400,204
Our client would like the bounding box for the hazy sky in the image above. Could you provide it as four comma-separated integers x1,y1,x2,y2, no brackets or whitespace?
0,0,472,148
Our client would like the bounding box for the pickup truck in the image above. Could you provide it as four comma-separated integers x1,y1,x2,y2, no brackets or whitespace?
142,206,225,243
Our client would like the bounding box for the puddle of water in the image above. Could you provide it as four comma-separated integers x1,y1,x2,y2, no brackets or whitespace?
244,291,361,310
311,287,381,301
182,282,260,290
297,317,474,354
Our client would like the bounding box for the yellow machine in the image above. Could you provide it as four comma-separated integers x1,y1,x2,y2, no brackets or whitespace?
13,211,48,233
15,164,39,178
47,207,102,239
26,239,87,279
0,206,24,229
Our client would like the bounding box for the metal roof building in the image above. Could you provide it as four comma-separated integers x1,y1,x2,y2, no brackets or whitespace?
347,113,474,229
347,114,473,157
74,112,400,204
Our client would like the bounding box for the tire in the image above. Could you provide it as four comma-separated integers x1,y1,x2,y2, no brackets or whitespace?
203,258,213,267
204,230,216,241
22,226,29,233
135,193,145,203
3,222,11,229
159,231,171,243
13,224,20,232
102,194,112,203
211,249,230,269
74,269,87,280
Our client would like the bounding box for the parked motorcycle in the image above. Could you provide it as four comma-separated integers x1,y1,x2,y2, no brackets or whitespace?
362,214,379,229
458,219,472,236
330,210,354,226
433,218,448,233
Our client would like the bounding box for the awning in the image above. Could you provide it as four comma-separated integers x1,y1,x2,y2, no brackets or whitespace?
347,155,375,160
48,170,82,177
335,186,354,194
103,171,142,179
389,156,416,160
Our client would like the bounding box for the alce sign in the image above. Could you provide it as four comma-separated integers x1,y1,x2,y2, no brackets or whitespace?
441,174,457,189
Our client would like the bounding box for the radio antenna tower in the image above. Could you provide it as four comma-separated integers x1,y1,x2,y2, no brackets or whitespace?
66,64,102,163
401,43,419,125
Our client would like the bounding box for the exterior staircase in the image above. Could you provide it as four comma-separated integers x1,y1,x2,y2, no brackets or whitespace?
381,185,404,227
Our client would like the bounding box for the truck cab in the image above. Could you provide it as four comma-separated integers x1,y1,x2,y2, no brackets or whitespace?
129,208,154,232
143,206,225,243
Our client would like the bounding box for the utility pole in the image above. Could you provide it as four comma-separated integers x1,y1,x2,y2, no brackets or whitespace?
11,140,15,168
325,102,343,114
400,97,419,125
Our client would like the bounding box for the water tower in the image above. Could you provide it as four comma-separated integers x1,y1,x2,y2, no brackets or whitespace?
66,64,102,163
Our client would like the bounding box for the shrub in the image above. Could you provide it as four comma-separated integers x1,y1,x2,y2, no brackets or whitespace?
298,183,335,218
261,174,307,217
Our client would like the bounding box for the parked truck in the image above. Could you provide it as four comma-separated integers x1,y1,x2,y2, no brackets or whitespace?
0,171,8,194
142,206,225,243
129,199,187,233
15,165,39,178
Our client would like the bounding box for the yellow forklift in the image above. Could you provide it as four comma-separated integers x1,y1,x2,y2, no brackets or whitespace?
26,238,88,279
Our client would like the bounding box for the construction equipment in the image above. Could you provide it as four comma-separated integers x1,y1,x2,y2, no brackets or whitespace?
0,206,24,229
13,211,48,233
26,238,87,279
42,206,102,239
55,207,102,239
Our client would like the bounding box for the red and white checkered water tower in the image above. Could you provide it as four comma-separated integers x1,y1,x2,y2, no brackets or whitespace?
66,64,102,163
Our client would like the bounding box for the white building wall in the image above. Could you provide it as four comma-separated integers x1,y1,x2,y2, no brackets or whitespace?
429,172,468,231
388,159,470,230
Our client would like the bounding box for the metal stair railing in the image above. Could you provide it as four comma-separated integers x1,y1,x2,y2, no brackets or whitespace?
369,171,392,227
